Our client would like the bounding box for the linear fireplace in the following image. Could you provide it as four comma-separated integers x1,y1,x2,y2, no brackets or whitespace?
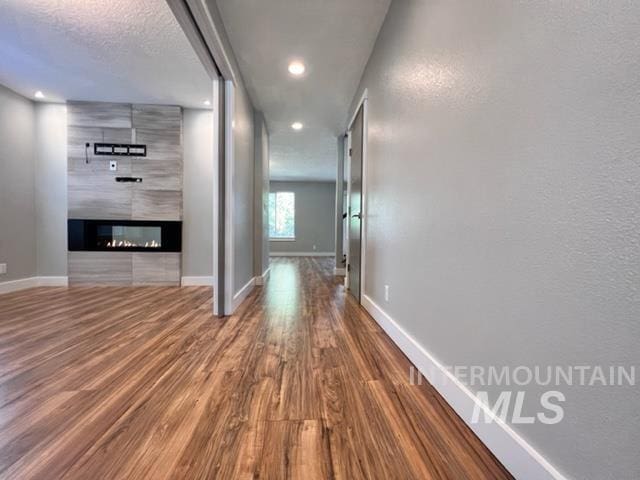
68,219,181,252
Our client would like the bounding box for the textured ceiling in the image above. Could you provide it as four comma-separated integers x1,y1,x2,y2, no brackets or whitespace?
217,0,391,181
0,0,211,108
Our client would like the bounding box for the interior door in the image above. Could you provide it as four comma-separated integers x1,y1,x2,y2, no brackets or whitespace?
348,105,364,301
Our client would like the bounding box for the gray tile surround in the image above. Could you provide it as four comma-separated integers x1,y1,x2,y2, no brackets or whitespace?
67,101,183,285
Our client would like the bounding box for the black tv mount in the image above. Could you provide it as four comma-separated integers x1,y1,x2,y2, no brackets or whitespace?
94,143,147,157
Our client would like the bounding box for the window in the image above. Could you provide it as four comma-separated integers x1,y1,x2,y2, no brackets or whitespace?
269,191,295,239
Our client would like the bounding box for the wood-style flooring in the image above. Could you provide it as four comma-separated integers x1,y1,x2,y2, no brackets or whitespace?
0,257,512,479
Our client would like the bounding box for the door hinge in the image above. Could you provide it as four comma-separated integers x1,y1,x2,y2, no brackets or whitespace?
349,148,352,157
347,264,351,272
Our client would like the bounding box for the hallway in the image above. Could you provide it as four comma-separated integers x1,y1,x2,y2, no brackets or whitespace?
0,258,511,479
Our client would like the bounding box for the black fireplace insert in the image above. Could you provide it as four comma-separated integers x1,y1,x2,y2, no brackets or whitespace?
68,219,181,252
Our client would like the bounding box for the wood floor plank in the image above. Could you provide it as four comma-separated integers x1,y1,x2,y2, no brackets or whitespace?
257,420,333,480
0,257,513,479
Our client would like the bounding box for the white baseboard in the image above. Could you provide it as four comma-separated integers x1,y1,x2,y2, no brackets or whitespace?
255,267,271,286
231,276,255,312
361,294,567,480
0,277,38,294
37,276,68,287
0,276,69,294
181,276,214,286
333,267,346,275
270,252,333,257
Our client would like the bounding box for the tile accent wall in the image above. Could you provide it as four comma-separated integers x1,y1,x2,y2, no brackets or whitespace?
67,101,183,285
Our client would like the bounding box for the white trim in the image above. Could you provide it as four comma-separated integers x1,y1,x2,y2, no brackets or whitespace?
333,267,346,275
0,276,69,294
269,237,296,242
36,276,68,287
347,88,369,132
231,276,255,311
361,294,567,480
254,267,271,286
269,252,334,257
212,76,222,315
224,80,235,315
0,277,38,294
360,96,368,299
334,136,345,273
165,0,219,80
345,88,368,299
181,276,214,286
344,130,351,290
184,0,237,84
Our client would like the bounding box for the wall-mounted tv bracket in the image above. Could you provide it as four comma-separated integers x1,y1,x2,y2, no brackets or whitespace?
94,143,147,157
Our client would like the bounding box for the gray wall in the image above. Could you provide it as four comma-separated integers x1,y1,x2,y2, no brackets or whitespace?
254,111,270,277
0,84,36,281
350,1,640,479
270,181,335,254
232,82,255,292
0,93,226,284
182,108,214,278
34,103,67,277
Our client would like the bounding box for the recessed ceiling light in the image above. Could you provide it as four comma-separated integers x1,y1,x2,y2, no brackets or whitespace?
34,91,44,99
288,61,305,76
203,99,211,106
291,122,303,130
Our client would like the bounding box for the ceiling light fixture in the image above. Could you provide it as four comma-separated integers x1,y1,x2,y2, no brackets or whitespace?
291,122,303,130
288,61,305,76
34,90,44,99
203,99,211,106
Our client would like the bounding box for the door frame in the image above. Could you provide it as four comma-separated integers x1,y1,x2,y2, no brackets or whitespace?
222,80,235,315
168,0,239,316
212,75,224,315
345,88,368,301
344,130,351,289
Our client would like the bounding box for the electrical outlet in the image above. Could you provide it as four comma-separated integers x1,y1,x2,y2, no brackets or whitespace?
109,160,117,171
384,285,390,302
0,263,7,275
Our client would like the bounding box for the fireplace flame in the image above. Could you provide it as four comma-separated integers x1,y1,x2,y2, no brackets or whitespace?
105,239,160,248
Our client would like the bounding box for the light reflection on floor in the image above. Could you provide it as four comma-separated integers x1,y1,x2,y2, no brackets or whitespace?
265,258,302,317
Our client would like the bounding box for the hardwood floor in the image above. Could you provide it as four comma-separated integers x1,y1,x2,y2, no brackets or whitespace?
0,257,512,479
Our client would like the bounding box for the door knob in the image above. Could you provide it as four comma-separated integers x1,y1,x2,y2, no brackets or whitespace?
352,213,361,219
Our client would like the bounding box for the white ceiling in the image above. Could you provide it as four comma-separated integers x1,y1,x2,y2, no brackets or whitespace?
217,0,391,181
0,0,211,108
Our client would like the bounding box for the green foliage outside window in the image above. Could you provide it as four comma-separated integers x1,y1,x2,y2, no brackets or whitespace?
269,192,295,238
